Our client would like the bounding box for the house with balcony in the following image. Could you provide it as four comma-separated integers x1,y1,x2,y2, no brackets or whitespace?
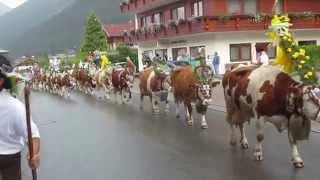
120,0,320,72
103,22,135,49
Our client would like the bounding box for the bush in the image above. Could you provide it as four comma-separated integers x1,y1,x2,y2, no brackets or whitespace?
108,45,138,70
302,45,320,70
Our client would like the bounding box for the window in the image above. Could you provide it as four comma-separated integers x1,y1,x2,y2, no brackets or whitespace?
190,46,205,61
244,0,256,15
154,13,162,25
172,6,185,20
256,42,276,59
230,43,251,62
140,16,152,28
172,47,187,61
155,49,168,60
143,50,154,59
228,0,257,15
298,40,317,46
228,0,241,15
192,1,203,17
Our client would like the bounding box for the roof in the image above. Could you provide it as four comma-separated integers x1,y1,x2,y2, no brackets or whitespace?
103,23,135,37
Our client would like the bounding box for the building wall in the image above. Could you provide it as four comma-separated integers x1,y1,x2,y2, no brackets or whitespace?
137,29,320,72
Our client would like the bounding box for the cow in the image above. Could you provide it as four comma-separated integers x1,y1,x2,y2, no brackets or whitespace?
111,60,135,104
73,68,96,94
222,65,320,168
56,73,75,97
139,66,171,113
94,69,112,100
171,65,220,129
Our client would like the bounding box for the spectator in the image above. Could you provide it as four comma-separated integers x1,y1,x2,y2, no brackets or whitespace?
212,52,220,75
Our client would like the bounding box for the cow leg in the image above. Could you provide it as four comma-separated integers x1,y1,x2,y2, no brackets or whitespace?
140,94,144,110
175,101,180,118
254,117,264,161
239,124,249,149
229,124,237,146
184,103,193,126
165,100,170,113
289,132,304,168
152,94,160,113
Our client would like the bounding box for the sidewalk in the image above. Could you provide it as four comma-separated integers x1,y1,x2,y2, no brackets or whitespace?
132,79,226,112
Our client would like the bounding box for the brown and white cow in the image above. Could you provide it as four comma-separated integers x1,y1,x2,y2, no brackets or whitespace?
94,69,112,100
111,59,136,103
139,67,171,113
73,68,96,94
223,65,320,168
171,65,220,129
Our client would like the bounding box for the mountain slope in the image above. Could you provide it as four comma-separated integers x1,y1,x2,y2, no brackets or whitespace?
0,2,10,16
8,0,130,56
0,0,76,51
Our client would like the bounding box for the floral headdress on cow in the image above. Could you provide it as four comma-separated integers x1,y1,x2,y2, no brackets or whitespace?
194,65,213,84
266,2,318,84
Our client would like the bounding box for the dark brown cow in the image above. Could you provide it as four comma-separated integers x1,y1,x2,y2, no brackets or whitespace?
171,65,220,129
73,69,96,94
111,59,135,103
139,67,171,113
223,65,320,168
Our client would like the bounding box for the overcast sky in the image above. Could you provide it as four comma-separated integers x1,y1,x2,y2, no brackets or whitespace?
0,0,27,8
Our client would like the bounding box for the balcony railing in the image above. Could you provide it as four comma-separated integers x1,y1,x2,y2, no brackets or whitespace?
120,0,180,13
123,13,320,43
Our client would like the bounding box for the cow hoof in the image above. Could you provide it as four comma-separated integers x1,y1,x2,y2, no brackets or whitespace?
201,124,208,129
241,143,249,149
293,161,304,168
187,120,193,126
254,152,263,161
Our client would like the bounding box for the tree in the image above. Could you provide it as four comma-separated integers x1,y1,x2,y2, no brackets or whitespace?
38,53,50,70
80,12,108,53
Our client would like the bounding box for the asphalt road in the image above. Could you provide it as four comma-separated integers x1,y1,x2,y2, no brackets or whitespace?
19,91,320,180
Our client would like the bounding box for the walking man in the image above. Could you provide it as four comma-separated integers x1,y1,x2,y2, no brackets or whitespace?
0,64,40,180
212,52,220,75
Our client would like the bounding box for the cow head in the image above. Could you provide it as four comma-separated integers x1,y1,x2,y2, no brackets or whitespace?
288,86,320,122
302,86,320,122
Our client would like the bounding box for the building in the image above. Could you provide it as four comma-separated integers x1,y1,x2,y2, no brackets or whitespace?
120,0,320,72
103,22,135,49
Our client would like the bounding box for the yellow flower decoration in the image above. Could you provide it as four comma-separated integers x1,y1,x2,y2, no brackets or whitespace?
307,71,313,76
287,38,292,42
298,65,302,69
283,36,288,40
304,74,310,79
287,48,292,52
300,60,306,64
292,52,299,58
305,56,310,60
299,49,306,56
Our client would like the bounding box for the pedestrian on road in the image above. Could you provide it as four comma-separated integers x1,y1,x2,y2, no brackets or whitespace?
0,62,41,180
212,52,220,75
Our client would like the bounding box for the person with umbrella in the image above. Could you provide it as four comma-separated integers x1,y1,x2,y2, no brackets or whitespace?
0,56,40,180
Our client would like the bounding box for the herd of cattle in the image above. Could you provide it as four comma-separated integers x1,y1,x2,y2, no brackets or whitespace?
29,62,320,168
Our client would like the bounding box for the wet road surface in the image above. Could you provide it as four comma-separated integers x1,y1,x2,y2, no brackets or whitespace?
20,91,320,180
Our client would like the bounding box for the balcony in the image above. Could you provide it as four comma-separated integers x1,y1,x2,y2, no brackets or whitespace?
123,13,320,43
120,0,180,13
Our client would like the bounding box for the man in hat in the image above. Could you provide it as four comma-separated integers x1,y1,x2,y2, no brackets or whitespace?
0,62,40,180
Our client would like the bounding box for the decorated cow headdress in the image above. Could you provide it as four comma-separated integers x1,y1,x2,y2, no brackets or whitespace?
194,65,213,84
266,1,319,84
